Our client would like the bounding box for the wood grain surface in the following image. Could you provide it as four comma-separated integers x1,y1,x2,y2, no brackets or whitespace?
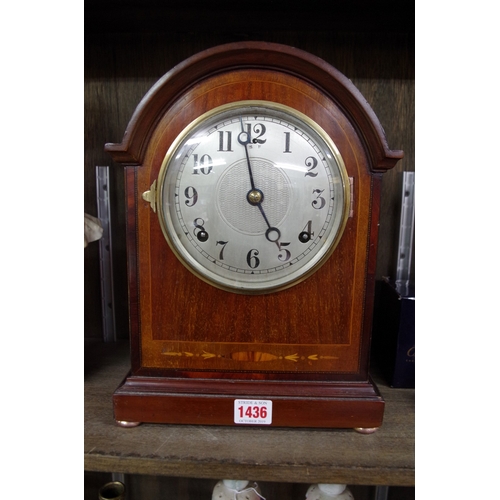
84,29,414,340
99,42,404,428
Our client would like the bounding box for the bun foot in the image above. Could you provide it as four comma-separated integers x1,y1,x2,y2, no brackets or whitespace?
116,420,141,428
354,427,379,434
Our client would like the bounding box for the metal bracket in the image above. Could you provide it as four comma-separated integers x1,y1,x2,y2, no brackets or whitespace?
395,172,415,286
96,166,116,342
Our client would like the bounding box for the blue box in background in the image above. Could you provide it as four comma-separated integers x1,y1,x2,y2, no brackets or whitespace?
371,278,415,388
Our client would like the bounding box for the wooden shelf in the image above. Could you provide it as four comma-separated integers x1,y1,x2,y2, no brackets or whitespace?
84,341,414,486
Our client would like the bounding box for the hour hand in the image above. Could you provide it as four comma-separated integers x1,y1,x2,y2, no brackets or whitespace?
237,116,253,145
246,190,281,244
237,126,251,147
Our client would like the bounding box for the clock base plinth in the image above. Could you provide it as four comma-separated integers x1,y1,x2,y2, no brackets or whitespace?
112,373,384,430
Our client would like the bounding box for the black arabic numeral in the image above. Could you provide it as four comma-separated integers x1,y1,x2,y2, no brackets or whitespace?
184,186,198,207
218,131,233,152
193,217,209,242
216,240,228,260
298,220,314,243
193,154,213,175
246,249,260,269
238,121,267,146
252,123,267,144
277,241,291,262
283,132,291,153
305,156,318,177
312,189,326,210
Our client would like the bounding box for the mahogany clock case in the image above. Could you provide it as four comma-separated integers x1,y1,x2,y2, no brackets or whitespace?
105,42,403,429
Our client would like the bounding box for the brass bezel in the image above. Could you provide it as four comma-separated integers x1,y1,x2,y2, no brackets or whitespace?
156,100,351,294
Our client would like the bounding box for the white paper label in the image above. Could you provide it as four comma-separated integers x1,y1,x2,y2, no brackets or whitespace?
234,399,273,425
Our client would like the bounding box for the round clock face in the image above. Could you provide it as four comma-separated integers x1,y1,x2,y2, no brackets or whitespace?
157,101,350,294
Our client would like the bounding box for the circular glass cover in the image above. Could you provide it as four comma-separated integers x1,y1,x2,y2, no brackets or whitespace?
157,101,350,294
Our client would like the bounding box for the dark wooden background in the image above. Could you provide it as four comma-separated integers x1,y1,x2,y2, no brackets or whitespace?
84,0,415,341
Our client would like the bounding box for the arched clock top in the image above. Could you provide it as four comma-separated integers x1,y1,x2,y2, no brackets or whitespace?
104,41,403,171
107,41,404,430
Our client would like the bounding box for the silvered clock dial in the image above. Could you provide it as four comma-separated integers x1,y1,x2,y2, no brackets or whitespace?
157,101,350,294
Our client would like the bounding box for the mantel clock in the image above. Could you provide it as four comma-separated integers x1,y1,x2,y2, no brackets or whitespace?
106,42,403,431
